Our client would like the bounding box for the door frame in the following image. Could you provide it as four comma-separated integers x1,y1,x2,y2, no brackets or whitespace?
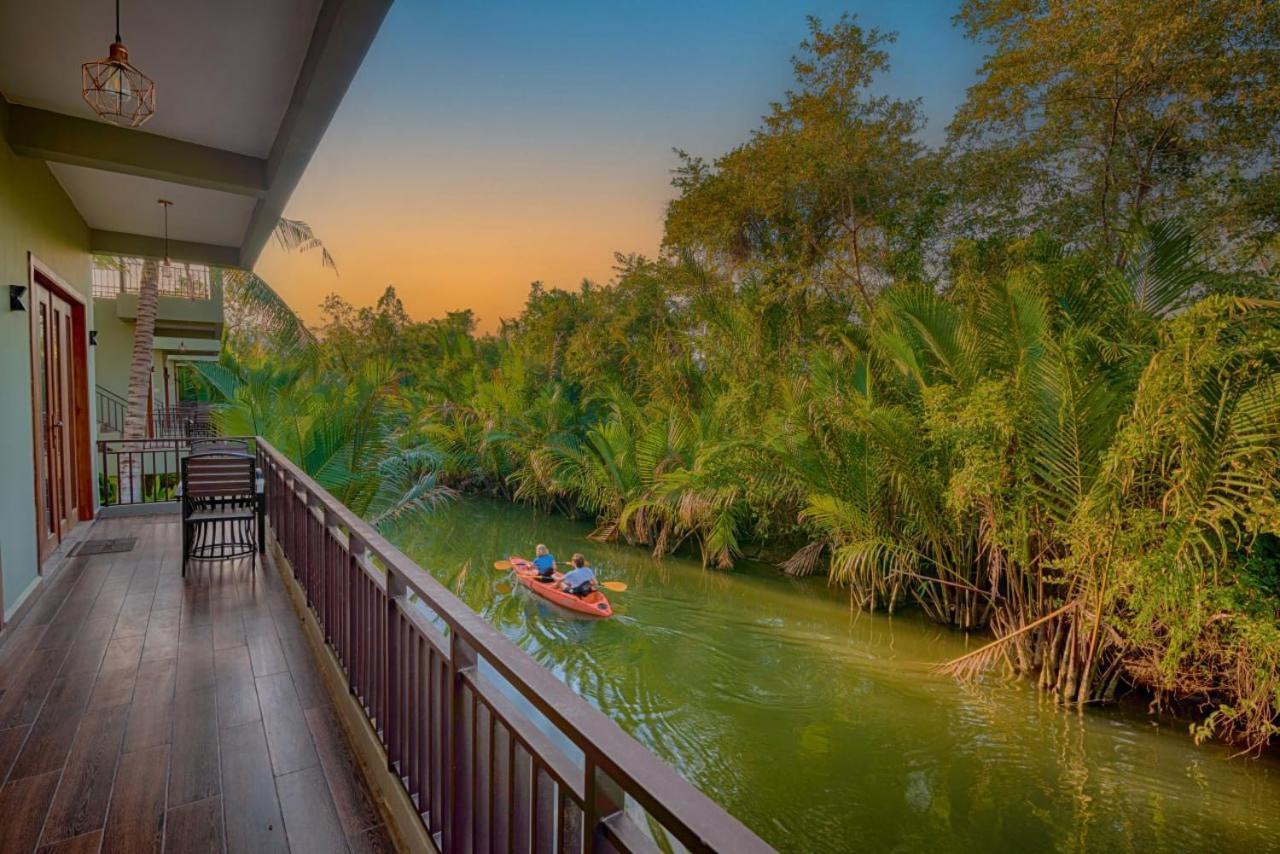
27,254,94,570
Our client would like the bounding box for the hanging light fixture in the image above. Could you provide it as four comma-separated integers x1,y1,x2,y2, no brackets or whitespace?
156,199,184,296
81,0,155,127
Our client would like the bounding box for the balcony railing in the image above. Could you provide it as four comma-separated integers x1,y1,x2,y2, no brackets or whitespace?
96,387,219,440
97,436,256,506
255,437,771,852
92,256,213,300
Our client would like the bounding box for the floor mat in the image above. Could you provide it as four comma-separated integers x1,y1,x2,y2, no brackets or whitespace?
71,537,138,556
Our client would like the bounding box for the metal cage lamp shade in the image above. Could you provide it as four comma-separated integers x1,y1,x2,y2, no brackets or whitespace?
81,1,155,127
155,199,189,296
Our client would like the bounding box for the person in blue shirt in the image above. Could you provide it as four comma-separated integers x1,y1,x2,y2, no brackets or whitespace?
532,544,556,582
558,553,597,597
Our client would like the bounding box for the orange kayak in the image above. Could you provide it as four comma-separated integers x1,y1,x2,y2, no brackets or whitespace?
509,556,613,618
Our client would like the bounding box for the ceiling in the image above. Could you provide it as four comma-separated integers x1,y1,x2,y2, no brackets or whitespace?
0,0,391,269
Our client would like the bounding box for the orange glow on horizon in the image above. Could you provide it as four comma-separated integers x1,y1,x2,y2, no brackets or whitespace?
254,147,671,334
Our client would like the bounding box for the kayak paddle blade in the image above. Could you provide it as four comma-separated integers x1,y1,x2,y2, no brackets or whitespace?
600,581,628,592
493,560,513,571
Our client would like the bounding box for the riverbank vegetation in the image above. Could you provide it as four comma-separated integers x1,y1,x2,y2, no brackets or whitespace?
201,4,1280,750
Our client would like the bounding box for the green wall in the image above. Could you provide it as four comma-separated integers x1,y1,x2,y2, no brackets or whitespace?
0,109,92,621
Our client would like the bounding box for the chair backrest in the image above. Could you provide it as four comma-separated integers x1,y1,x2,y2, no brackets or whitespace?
182,452,255,498
191,438,250,454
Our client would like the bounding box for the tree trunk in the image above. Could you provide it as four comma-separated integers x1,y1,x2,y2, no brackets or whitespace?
120,259,159,501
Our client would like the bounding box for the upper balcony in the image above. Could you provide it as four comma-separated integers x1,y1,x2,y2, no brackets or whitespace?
92,257,225,333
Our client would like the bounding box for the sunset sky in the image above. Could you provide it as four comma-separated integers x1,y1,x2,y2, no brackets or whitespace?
255,0,984,332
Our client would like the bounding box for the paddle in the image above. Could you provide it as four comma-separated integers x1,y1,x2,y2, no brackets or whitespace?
493,560,628,593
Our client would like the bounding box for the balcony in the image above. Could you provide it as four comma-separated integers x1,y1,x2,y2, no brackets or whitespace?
0,508,393,852
2,438,769,852
92,258,225,334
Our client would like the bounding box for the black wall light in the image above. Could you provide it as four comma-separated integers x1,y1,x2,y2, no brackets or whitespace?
89,330,99,346
9,285,27,312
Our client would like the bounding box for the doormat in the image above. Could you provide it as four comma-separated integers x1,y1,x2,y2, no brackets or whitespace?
71,537,137,556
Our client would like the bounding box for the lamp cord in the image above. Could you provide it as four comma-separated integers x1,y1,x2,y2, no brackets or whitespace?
115,0,121,42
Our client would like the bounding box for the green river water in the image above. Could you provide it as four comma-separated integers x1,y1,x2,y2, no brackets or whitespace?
389,498,1280,852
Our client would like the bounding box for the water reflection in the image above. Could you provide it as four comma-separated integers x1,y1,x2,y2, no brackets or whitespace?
389,499,1280,852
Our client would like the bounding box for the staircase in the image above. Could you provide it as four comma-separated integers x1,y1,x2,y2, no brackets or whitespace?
96,385,127,435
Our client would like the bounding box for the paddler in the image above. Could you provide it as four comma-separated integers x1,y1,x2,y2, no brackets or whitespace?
532,544,557,582
558,553,598,597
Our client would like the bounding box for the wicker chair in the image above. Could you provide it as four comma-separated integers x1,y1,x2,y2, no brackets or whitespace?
181,451,258,574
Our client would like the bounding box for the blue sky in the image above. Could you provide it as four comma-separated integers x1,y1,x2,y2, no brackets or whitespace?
260,1,986,328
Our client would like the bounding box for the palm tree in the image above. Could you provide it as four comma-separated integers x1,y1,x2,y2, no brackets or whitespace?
119,218,333,442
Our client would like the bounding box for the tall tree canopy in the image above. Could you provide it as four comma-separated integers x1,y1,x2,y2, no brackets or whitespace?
950,0,1280,256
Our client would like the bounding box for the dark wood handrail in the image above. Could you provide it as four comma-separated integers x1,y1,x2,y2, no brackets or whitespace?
254,436,772,853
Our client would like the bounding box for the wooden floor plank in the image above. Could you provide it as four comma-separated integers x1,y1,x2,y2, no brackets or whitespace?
140,608,180,662
276,625,328,711
0,724,29,784
0,770,61,852
101,745,168,854
9,675,96,781
277,764,349,854
220,721,289,854
256,671,319,776
112,592,154,638
244,618,288,677
164,795,224,854
168,686,220,807
39,703,129,845
0,647,70,728
176,624,216,695
124,697,173,755
306,704,383,836
37,828,104,853
214,645,261,730
132,657,177,708
57,616,116,677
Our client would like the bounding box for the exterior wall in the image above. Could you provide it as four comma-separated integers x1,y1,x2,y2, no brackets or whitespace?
0,123,92,621
91,298,135,399
92,294,224,420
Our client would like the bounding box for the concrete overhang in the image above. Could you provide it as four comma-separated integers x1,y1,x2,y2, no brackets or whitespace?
152,336,221,357
0,0,392,270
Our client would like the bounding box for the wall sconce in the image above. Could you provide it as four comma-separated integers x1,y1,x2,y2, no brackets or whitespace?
89,330,99,346
9,285,27,312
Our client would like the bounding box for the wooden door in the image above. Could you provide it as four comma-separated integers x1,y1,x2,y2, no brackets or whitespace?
30,282,79,562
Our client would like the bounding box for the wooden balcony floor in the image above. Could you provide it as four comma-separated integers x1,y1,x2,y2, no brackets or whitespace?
0,514,397,853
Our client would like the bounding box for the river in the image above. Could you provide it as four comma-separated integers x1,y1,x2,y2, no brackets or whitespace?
388,498,1280,852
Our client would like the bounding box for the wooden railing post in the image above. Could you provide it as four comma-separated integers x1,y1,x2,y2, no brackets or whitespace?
348,533,366,698
447,633,477,853
305,492,323,607
587,762,627,850
386,565,406,778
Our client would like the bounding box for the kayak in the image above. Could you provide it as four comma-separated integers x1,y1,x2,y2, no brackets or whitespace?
509,556,613,618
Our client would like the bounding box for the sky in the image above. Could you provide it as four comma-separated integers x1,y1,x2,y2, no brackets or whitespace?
255,0,986,332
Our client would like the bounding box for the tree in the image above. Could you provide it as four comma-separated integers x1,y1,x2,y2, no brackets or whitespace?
120,218,334,444
950,0,1280,256
664,15,940,310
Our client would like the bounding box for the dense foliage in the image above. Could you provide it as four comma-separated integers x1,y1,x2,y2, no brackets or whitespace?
203,7,1280,750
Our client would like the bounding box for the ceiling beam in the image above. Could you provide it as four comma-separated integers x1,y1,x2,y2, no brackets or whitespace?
4,101,266,197
90,229,240,268
239,0,392,269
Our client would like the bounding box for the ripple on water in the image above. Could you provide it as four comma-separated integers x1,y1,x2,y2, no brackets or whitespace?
389,501,1280,853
